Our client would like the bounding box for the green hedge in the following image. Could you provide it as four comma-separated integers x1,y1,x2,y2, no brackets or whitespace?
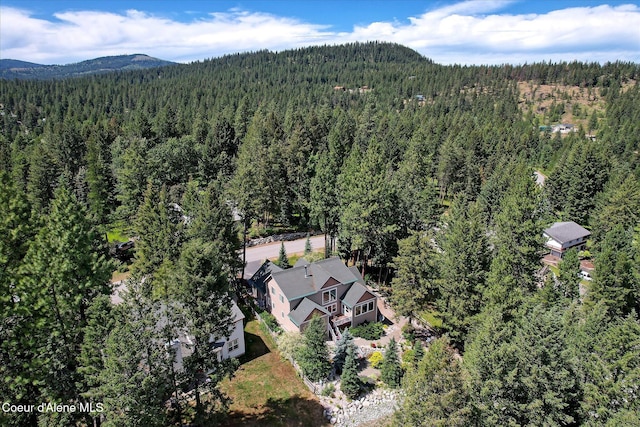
350,322,384,340
259,311,283,334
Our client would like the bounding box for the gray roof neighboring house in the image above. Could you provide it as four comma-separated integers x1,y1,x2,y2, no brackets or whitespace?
340,282,375,308
248,260,283,294
544,221,591,244
272,257,359,301
288,297,329,327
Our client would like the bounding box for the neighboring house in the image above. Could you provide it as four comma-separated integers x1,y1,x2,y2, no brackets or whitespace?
250,257,377,337
170,300,245,372
551,123,576,134
543,221,590,258
247,260,283,308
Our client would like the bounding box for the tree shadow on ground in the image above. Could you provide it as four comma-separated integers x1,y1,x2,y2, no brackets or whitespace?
239,331,270,364
221,395,328,427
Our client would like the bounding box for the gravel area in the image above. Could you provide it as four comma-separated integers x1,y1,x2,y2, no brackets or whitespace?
322,389,402,427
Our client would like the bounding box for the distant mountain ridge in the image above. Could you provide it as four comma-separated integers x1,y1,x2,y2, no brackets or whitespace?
0,54,176,79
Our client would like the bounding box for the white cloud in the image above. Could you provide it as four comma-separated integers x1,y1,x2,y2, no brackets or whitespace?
1,2,639,65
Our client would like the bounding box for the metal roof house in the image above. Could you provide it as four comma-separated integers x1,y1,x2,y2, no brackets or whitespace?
251,257,377,339
543,221,590,258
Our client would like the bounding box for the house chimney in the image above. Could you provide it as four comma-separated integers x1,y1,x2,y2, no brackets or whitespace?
304,265,310,278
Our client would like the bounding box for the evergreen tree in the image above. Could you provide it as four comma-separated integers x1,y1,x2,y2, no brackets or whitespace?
338,139,402,271
389,232,439,319
99,279,172,427
587,226,639,317
113,137,150,217
296,315,331,382
545,142,608,224
0,172,38,426
590,174,640,242
395,337,470,427
557,248,580,300
184,180,242,277
413,339,424,364
173,239,239,423
380,338,403,388
277,241,290,269
85,135,113,226
304,234,312,255
333,328,356,373
77,295,115,425
485,168,543,317
340,346,362,399
18,182,112,411
437,198,490,346
132,183,183,278
465,305,580,426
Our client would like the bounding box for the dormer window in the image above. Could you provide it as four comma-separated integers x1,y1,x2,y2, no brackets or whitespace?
323,288,337,304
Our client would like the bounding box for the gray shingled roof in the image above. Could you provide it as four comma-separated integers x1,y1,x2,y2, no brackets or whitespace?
341,282,375,308
544,221,591,244
348,266,365,285
248,260,283,294
288,297,329,327
271,257,359,301
230,300,245,323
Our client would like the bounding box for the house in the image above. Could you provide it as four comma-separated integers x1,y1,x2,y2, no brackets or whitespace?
543,221,590,258
250,257,377,337
170,300,245,371
551,123,576,134
247,260,283,308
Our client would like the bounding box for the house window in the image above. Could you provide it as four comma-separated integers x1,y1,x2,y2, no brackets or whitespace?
279,294,284,303
271,286,275,295
355,300,375,316
327,303,337,314
343,304,351,314
323,289,337,304
281,311,284,318
272,302,275,309
229,339,239,352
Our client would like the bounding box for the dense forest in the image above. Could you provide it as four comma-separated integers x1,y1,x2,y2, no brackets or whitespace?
1,42,639,426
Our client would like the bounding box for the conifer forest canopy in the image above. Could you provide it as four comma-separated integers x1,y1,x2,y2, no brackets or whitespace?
1,42,639,426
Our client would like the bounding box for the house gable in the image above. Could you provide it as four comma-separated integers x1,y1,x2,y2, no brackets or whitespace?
357,290,376,304
321,277,340,289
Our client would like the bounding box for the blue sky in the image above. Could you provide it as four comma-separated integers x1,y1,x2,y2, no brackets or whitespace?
2,1,639,65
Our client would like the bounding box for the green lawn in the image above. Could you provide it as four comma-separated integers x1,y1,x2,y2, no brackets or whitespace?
419,309,443,329
106,222,130,243
219,320,328,427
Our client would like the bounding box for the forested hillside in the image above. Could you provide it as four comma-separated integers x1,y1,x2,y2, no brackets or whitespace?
0,54,176,80
1,42,639,426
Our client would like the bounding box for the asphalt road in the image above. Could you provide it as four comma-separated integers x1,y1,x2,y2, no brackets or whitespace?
111,234,328,303
242,234,326,278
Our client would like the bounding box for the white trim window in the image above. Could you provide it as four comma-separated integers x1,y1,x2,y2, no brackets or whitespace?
228,338,239,352
355,301,375,316
326,303,337,314
322,288,337,304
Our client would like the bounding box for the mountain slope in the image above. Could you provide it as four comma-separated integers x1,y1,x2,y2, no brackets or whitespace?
0,54,176,79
